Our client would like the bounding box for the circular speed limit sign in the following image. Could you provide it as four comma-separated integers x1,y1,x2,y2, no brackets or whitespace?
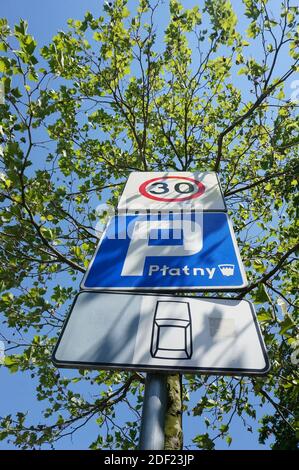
139,176,205,202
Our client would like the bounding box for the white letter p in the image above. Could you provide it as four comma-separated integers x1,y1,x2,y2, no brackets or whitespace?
121,214,203,276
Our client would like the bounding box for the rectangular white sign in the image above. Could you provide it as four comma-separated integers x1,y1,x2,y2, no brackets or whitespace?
52,292,270,375
117,172,226,213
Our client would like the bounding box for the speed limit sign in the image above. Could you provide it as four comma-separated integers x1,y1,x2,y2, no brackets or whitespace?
139,176,205,202
118,172,226,213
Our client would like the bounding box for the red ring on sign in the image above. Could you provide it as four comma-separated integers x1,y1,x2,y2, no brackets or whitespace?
139,176,205,202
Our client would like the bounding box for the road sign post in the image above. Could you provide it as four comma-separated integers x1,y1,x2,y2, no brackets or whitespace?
118,171,236,449
139,373,167,450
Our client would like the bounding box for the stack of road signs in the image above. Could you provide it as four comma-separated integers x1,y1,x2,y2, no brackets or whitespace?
52,172,269,375
81,172,247,291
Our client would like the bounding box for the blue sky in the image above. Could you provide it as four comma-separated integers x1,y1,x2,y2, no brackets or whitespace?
1,0,292,450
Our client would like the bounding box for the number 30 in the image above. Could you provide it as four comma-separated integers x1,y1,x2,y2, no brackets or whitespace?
148,181,195,195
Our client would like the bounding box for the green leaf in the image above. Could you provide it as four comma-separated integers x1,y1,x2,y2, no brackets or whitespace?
257,308,273,323
279,316,295,335
193,433,215,450
4,356,19,373
255,284,271,304
220,424,229,433
14,19,28,36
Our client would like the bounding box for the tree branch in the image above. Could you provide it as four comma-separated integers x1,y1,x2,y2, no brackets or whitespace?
214,64,298,172
252,380,296,432
237,241,299,298
225,166,299,197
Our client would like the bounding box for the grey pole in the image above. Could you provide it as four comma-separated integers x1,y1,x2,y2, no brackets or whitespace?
139,373,167,450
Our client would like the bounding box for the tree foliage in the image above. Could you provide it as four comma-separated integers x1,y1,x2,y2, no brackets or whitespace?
0,0,298,449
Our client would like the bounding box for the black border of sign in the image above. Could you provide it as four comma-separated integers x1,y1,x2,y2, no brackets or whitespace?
80,212,248,292
52,290,270,376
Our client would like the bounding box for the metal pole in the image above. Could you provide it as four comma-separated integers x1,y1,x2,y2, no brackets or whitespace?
139,373,167,450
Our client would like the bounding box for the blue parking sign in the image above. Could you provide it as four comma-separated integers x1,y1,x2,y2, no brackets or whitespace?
81,212,248,291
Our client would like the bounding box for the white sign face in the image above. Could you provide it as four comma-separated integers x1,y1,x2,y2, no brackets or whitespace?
117,172,226,213
52,292,270,375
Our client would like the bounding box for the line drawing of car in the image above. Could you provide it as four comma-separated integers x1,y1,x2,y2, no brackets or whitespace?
150,301,193,360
